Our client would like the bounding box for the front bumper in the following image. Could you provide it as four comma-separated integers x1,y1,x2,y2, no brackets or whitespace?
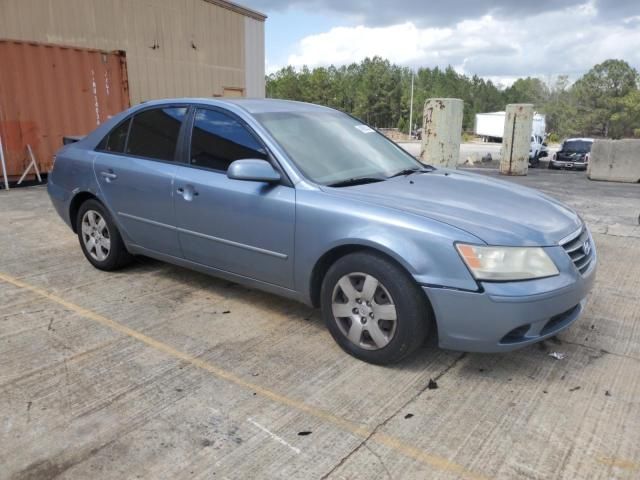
423,245,596,352
550,160,588,170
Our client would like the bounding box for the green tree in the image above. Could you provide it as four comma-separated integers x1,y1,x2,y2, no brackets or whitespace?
504,77,549,107
610,89,640,138
571,59,639,137
265,57,640,140
542,75,579,139
397,116,407,133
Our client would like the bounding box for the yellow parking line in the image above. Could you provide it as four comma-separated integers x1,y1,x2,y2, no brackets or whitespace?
0,271,486,480
597,456,639,471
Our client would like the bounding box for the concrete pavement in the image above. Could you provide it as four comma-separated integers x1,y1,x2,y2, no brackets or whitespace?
1,170,639,479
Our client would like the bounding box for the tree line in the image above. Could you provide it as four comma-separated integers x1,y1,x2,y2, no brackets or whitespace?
266,58,640,141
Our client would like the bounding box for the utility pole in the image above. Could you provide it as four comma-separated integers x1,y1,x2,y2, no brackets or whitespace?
408,70,415,136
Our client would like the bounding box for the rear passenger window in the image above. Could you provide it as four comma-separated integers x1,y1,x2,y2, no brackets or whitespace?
189,108,267,171
126,107,187,161
98,118,130,153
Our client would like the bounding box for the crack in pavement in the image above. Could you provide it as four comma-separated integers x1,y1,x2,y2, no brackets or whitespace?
319,352,467,480
363,443,393,480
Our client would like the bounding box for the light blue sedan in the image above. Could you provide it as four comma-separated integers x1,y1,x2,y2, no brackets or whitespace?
48,99,596,364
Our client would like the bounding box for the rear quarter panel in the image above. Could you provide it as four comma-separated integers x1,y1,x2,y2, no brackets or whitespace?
48,143,101,228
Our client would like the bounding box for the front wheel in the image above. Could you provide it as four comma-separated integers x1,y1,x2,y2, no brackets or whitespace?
320,252,431,365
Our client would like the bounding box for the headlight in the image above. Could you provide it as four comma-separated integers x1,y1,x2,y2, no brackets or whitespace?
456,244,559,281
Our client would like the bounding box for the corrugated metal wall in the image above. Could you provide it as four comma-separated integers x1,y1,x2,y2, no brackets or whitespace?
0,0,266,104
244,17,266,98
0,40,130,177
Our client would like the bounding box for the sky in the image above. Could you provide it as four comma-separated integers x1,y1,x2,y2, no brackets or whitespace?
242,0,640,86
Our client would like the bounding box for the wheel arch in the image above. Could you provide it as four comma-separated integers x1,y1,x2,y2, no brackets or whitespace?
69,191,101,233
308,242,420,308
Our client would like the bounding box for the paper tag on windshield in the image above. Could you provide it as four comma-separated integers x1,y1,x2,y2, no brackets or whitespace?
355,125,375,133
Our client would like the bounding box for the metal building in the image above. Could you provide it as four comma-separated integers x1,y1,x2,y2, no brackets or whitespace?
0,0,266,180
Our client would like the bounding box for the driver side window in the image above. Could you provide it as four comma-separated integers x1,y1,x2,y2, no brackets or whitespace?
189,108,268,172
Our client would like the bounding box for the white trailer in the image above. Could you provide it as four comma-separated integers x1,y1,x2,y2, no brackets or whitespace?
475,111,546,141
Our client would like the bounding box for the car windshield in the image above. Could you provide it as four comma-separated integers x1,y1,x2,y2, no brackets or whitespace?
255,110,422,185
563,141,592,153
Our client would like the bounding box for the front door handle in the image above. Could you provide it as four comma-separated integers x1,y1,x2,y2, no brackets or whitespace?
176,185,198,201
100,170,117,182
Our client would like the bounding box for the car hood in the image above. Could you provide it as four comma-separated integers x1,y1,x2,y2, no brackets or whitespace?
323,169,582,246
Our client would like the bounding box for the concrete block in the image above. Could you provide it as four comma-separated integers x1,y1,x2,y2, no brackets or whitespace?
500,104,533,176
420,98,463,169
588,139,640,183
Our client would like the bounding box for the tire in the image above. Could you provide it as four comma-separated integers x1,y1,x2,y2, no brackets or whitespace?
76,199,133,271
530,153,539,168
320,251,431,365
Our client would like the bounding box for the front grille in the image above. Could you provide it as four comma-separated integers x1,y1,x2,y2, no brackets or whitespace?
560,227,594,275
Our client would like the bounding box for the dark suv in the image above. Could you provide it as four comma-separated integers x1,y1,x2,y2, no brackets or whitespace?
549,138,594,171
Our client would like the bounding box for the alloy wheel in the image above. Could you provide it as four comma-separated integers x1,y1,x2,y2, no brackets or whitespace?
331,272,398,350
81,210,111,262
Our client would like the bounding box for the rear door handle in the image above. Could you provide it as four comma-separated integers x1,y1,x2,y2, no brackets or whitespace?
100,170,117,182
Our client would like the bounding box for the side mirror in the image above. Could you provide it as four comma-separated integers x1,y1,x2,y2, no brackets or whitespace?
227,159,281,183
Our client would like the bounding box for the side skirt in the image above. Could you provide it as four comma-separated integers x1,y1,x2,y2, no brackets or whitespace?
127,244,310,306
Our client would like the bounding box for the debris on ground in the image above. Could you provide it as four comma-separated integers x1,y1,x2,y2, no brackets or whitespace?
549,352,566,360
569,386,581,392
427,379,438,390
605,390,612,397
404,413,414,419
297,431,312,436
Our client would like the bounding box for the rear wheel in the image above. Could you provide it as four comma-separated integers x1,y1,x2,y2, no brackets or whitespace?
76,199,132,271
321,252,430,365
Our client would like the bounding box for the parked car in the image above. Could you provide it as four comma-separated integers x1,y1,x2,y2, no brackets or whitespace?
48,99,596,365
529,134,548,167
549,138,594,170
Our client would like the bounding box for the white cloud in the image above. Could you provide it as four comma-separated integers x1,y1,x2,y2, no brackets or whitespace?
288,23,454,67
282,3,640,81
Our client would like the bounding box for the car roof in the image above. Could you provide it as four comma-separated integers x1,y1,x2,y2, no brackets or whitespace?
137,97,333,114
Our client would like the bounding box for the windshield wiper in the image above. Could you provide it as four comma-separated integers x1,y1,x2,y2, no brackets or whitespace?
327,177,386,187
388,166,433,178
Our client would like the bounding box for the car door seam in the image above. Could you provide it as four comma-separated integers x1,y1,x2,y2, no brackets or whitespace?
176,226,289,259
118,212,288,259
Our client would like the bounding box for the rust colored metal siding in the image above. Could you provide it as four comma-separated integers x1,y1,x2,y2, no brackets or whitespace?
0,40,130,177
0,0,266,103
